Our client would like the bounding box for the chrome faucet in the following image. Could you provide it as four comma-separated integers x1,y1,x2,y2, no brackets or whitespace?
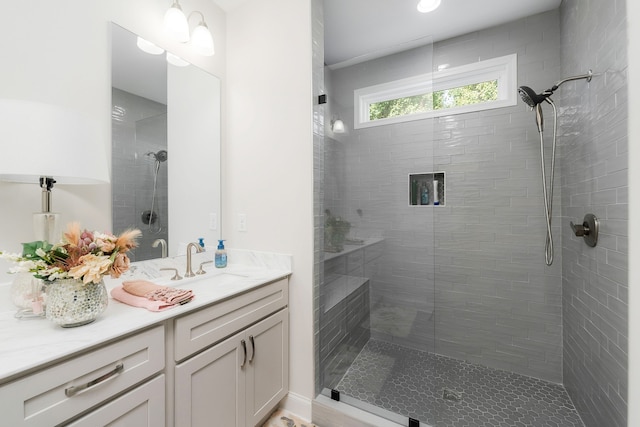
152,238,167,258
185,242,204,277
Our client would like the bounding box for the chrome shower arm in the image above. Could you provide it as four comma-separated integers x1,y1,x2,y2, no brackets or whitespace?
549,69,593,92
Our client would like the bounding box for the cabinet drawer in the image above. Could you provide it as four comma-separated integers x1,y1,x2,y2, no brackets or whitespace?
174,278,288,361
0,325,165,427
67,374,165,427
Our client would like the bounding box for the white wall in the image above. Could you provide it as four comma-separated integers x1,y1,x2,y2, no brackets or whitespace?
0,0,226,265
224,0,315,418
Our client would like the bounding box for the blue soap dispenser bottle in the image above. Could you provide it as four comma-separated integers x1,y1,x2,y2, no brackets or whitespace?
215,240,227,268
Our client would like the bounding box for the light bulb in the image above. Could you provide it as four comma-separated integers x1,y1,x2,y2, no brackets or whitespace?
164,1,190,42
191,21,215,56
417,0,441,13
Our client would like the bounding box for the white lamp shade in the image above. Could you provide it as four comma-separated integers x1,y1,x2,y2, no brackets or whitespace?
0,99,109,185
417,0,442,13
164,3,190,43
136,36,165,55
191,23,215,56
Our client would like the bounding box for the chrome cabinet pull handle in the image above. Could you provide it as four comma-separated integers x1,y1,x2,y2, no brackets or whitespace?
240,339,247,368
65,363,124,397
249,335,255,363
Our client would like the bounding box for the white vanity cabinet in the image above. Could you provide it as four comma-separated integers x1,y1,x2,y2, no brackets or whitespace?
173,278,289,427
0,270,291,427
0,325,165,427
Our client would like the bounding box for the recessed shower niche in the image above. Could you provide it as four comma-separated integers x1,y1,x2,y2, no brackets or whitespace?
408,172,445,206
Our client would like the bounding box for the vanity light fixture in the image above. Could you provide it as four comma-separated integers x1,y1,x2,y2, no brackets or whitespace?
189,12,215,56
331,118,345,133
163,1,215,57
0,99,109,243
417,0,441,13
164,0,190,42
136,36,165,55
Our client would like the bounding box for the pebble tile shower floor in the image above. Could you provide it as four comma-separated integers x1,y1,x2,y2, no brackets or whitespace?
335,339,584,427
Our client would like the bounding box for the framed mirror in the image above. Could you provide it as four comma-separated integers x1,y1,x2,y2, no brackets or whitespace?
111,23,221,261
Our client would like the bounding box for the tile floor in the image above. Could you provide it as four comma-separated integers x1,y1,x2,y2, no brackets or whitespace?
335,339,585,427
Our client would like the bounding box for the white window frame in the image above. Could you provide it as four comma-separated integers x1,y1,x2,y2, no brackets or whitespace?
354,54,518,129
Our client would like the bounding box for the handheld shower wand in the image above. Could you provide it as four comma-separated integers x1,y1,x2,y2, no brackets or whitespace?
517,70,594,265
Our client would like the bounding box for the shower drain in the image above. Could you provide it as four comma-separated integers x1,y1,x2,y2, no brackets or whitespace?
442,388,462,402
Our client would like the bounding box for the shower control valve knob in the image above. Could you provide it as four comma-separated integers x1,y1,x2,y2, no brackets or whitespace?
570,213,599,247
570,221,587,237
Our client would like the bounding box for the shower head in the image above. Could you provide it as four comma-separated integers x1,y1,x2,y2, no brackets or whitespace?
518,86,549,108
518,70,594,108
156,150,168,162
518,87,546,132
146,150,168,163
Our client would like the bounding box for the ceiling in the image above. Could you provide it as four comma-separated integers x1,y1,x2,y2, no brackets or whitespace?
323,0,562,68
214,0,562,69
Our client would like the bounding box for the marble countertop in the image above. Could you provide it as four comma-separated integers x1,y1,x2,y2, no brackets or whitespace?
0,249,292,384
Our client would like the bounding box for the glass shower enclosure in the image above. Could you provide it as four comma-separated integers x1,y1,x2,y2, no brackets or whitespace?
314,18,582,424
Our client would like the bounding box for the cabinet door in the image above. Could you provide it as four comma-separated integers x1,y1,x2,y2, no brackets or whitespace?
245,308,289,426
175,331,246,427
66,375,165,427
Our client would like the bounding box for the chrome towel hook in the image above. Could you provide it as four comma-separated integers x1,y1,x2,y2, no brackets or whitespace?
570,214,599,247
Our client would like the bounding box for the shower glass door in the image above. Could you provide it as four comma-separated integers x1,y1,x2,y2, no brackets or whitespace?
317,38,436,425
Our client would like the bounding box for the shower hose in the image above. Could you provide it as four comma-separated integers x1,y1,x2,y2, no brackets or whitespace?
538,99,558,266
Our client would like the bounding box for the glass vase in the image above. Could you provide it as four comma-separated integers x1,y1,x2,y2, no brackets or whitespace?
10,272,46,318
45,278,108,327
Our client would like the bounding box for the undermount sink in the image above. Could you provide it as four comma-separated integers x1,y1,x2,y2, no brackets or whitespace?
163,270,250,288
207,270,248,278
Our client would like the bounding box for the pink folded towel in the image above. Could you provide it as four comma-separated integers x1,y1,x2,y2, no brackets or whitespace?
122,280,194,305
111,285,180,311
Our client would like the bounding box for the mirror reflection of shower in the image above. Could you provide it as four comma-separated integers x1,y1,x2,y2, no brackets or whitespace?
142,149,168,233
111,88,168,261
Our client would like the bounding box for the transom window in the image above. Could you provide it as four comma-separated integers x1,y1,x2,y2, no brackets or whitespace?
354,54,517,129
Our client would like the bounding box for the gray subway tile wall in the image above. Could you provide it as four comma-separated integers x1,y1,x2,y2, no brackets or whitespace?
324,9,564,382
560,0,628,424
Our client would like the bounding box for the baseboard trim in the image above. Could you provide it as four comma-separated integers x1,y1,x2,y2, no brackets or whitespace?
280,391,313,422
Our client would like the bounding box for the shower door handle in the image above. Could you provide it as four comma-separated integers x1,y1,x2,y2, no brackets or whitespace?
570,214,599,247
